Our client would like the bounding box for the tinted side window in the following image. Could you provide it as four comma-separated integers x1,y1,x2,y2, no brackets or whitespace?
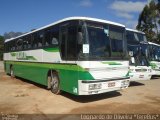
16,38,23,50
60,26,67,60
32,33,38,48
37,31,44,48
44,29,51,47
8,40,16,51
23,35,32,50
50,26,59,46
66,26,77,60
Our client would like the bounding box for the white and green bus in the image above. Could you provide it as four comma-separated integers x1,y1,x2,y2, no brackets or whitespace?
126,28,152,81
4,17,130,95
148,42,160,75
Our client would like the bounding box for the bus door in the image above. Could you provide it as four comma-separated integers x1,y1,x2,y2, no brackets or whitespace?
59,23,79,94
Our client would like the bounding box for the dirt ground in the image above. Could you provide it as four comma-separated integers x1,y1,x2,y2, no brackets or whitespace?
0,61,160,119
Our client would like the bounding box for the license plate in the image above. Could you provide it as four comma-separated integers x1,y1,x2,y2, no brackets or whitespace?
108,82,116,87
139,75,144,78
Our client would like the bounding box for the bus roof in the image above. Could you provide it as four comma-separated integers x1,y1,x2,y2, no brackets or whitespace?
148,42,160,46
5,16,125,43
126,28,145,34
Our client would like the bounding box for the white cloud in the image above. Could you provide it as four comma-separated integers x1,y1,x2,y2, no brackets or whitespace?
110,1,146,13
125,20,138,29
80,0,93,7
116,12,134,19
109,1,147,21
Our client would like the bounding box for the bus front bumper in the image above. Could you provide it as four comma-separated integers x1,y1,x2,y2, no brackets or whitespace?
152,69,160,76
78,77,130,95
129,73,152,81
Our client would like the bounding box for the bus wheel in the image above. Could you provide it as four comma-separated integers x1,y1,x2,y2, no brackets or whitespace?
10,66,15,78
50,73,60,95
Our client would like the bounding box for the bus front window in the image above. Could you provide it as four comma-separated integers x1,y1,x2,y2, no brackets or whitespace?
151,45,160,61
109,25,124,57
87,26,110,59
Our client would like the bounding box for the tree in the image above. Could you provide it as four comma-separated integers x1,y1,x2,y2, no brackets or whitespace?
0,36,4,60
136,0,160,44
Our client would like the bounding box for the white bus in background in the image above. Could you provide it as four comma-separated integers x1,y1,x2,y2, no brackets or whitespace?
4,17,130,95
126,28,152,81
148,42,160,75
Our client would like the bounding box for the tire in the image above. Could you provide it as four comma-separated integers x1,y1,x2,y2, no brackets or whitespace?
49,72,60,95
10,66,15,78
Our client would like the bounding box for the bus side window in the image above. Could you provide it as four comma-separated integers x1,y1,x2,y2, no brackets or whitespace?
37,32,44,48
33,33,38,48
16,38,23,51
44,29,51,47
50,26,59,46
27,35,32,49
60,25,67,60
66,26,77,60
23,37,28,50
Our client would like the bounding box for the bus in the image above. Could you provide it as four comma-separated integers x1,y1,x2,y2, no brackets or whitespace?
3,17,130,95
148,42,160,75
126,28,152,81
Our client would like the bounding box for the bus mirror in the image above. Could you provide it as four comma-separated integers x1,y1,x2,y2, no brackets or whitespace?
131,57,135,64
83,44,89,53
77,32,83,44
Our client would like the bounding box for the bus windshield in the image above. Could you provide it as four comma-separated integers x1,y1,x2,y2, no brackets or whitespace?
78,21,126,60
140,43,149,58
150,44,160,61
126,31,147,43
128,45,149,66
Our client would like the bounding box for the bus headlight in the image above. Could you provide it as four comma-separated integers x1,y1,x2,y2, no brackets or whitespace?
88,83,102,90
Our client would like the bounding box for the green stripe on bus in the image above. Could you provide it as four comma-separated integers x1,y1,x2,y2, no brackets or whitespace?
43,47,59,52
5,61,85,72
101,62,122,65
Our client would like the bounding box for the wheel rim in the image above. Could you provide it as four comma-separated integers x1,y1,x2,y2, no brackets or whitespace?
51,76,59,91
11,68,14,76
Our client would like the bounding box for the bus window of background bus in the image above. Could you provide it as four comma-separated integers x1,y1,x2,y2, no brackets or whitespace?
109,25,124,58
126,31,139,44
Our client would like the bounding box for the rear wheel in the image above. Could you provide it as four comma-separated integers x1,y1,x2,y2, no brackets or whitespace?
49,72,60,94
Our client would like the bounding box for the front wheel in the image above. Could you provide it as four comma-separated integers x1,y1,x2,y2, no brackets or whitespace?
10,66,15,78
49,73,60,95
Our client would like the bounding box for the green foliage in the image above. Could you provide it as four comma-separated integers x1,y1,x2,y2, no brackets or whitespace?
136,0,160,44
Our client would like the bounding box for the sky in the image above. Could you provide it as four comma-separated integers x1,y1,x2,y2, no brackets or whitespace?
0,0,148,35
